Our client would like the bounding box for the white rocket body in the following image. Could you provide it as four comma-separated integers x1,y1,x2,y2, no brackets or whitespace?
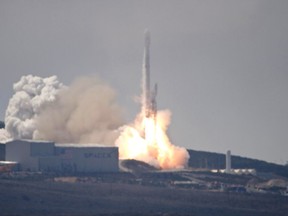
142,30,157,120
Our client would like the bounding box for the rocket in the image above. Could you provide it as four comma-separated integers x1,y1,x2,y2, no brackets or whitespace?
142,30,157,120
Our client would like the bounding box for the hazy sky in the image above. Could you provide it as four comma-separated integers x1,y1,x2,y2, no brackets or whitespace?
1,0,288,164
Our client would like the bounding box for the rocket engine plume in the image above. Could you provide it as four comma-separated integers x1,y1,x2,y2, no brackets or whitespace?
0,31,190,170
116,31,189,169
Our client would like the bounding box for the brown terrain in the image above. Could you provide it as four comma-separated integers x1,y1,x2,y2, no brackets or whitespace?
0,169,287,216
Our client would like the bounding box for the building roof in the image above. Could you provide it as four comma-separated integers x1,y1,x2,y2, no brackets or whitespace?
55,143,116,148
3,139,54,144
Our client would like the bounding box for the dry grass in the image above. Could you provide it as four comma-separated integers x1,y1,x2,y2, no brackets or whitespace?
0,177,287,216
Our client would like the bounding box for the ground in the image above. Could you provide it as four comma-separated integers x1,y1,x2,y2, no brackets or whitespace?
0,172,287,216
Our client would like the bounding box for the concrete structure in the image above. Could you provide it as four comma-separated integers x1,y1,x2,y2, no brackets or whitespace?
2,140,119,172
225,150,231,173
212,150,256,175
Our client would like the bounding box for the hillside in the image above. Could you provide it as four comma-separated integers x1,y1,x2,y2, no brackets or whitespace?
188,149,288,178
0,173,287,216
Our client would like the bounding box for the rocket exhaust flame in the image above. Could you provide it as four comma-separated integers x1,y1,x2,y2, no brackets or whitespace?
0,31,190,170
116,31,189,169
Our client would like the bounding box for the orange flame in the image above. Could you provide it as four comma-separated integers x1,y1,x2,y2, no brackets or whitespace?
116,110,189,169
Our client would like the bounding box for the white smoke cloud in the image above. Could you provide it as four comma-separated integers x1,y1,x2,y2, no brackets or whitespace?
3,75,63,140
0,74,189,170
1,74,123,146
34,76,124,145
0,129,11,142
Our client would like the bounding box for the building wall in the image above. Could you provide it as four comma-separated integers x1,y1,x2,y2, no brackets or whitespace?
39,156,62,171
4,140,119,172
30,142,54,156
5,140,55,171
56,146,119,172
5,140,38,171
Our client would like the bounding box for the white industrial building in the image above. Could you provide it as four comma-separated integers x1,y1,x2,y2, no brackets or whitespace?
211,150,256,175
1,139,119,172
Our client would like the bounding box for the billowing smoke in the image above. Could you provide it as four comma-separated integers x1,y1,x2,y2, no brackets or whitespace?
34,76,124,145
0,129,10,141
0,74,189,170
1,75,63,141
0,75,123,146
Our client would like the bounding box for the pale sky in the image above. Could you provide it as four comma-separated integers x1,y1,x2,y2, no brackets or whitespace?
1,0,288,164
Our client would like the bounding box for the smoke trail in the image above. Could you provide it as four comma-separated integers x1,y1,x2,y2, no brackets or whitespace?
34,76,124,145
3,75,63,140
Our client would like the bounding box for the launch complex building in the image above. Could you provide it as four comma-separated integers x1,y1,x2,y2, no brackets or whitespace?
0,31,157,173
0,32,255,175
0,139,119,172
